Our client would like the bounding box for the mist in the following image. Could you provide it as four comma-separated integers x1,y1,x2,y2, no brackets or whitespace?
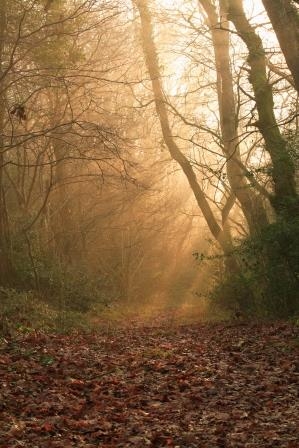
0,0,298,330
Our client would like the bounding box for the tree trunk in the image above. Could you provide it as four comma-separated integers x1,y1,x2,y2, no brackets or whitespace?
51,142,75,264
262,0,299,94
0,0,13,285
47,89,80,266
135,0,219,235
134,0,238,262
228,0,299,217
199,0,268,234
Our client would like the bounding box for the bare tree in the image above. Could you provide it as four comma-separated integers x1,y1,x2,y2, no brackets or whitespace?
0,0,14,283
262,0,299,94
199,0,269,234
228,0,299,217
0,0,137,286
133,0,240,262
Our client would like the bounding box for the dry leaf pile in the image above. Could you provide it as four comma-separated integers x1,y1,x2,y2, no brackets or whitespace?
1,321,298,447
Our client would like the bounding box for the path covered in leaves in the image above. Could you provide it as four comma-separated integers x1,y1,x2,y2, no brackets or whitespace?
1,321,299,447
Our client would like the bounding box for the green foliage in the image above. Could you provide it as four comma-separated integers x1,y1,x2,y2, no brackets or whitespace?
32,36,84,70
8,231,114,313
38,263,108,313
0,288,55,335
211,218,299,319
285,130,299,164
0,287,96,336
6,0,85,72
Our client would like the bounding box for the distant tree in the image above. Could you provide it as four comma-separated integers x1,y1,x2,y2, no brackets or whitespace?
0,0,13,283
0,0,135,285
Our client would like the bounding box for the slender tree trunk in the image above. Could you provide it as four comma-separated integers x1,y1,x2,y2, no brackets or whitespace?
262,0,299,94
51,142,74,264
135,0,221,239
228,0,299,217
134,0,238,263
0,0,13,284
50,139,85,266
48,89,79,265
199,0,268,234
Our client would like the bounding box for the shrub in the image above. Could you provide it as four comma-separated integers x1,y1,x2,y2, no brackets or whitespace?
210,217,299,319
0,287,95,335
0,288,56,335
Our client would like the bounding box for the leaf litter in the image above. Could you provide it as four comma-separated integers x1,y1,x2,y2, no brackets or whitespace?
0,321,298,447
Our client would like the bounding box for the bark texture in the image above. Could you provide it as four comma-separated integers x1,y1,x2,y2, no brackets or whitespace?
228,0,299,217
134,0,235,254
199,0,268,234
0,0,13,284
262,0,299,94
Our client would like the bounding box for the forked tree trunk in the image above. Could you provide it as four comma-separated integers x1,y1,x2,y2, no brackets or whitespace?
134,0,237,264
228,0,299,217
199,0,269,234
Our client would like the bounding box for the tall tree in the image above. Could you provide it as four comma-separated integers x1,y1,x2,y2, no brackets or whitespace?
228,0,299,217
262,0,299,94
0,0,135,286
0,0,13,283
199,0,268,234
133,0,239,259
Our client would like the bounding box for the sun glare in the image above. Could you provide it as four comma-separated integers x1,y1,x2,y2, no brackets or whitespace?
158,0,265,17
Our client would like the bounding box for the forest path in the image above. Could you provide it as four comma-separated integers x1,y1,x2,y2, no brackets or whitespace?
1,321,298,447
